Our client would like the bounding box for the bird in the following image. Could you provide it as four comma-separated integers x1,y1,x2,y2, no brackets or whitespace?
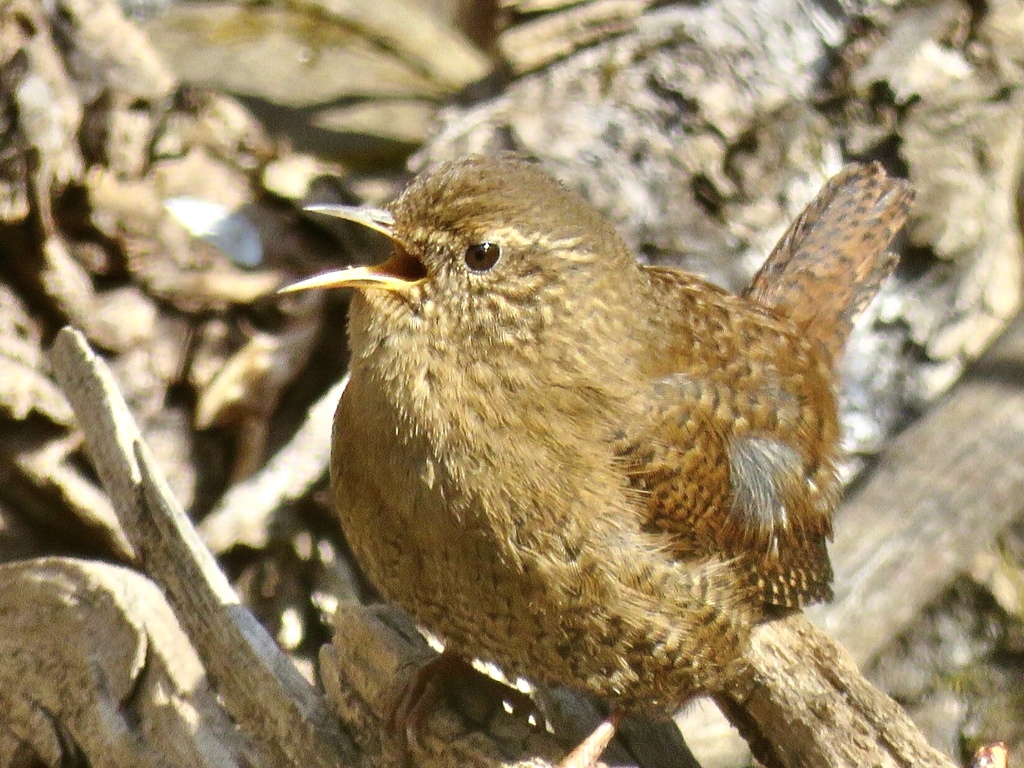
281,154,913,766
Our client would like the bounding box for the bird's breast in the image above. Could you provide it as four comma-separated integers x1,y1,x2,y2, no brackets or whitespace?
331,345,756,707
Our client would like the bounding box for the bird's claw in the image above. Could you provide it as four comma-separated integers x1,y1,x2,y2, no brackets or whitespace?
383,650,544,762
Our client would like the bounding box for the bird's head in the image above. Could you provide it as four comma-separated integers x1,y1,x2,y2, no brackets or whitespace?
282,155,641,368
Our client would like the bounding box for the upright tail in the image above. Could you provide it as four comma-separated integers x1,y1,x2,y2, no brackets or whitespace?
743,163,914,370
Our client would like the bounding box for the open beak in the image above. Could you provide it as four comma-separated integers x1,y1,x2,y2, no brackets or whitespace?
279,204,426,294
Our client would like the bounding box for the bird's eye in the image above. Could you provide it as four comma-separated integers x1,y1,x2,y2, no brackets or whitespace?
464,242,501,272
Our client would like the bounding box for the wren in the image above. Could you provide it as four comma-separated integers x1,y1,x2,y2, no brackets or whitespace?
282,156,913,766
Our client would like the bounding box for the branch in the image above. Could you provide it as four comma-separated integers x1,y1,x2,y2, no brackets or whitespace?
719,614,954,768
48,327,356,768
48,320,988,768
685,310,1024,765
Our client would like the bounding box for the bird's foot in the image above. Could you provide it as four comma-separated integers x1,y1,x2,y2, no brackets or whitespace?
556,712,621,768
384,650,543,759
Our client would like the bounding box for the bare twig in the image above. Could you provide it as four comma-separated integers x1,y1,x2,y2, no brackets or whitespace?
48,327,356,768
46,317,974,768
681,311,1024,765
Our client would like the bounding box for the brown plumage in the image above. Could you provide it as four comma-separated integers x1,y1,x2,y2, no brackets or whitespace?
282,155,912,755
619,163,913,609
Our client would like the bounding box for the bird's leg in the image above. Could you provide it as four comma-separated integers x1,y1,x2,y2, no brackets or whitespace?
556,711,622,768
383,652,444,755
384,649,542,756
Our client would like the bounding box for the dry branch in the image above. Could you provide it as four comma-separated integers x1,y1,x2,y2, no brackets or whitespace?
48,327,355,768
681,310,1024,765
719,614,953,768
811,308,1024,664
319,563,959,768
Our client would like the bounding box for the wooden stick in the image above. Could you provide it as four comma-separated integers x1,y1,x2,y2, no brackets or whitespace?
719,613,954,768
49,327,356,768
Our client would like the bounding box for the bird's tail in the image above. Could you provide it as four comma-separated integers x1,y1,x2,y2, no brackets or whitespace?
743,164,914,370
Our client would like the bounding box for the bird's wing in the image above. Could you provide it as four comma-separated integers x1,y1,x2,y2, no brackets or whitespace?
615,165,912,609
613,289,838,608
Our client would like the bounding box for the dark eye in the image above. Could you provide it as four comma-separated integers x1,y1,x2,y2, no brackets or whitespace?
464,242,501,272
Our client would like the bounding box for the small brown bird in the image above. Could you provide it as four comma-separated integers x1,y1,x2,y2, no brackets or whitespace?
283,156,912,765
